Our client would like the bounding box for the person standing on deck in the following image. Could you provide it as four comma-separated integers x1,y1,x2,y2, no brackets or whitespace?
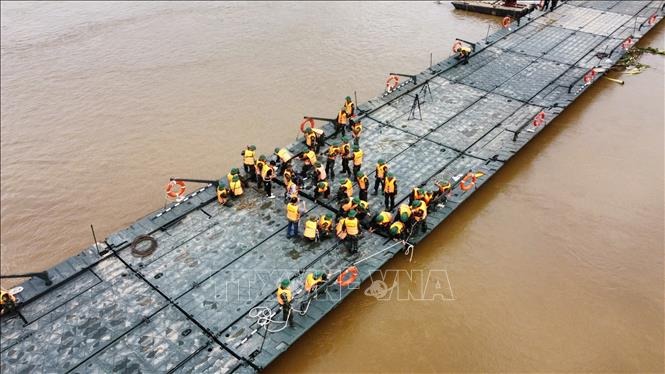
216,181,231,205
286,196,306,238
262,160,276,198
276,279,293,326
350,119,362,145
273,147,293,176
343,96,355,118
325,142,339,180
339,137,352,177
315,181,330,201
356,171,369,201
241,145,257,181
229,175,244,197
304,127,320,153
373,159,389,196
352,145,363,180
336,107,348,136
383,172,397,211
255,155,267,190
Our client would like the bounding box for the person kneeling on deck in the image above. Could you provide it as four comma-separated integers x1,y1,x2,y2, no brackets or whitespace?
336,177,354,203
300,149,318,180
411,200,428,233
286,196,306,238
352,145,363,180
318,213,334,239
370,211,393,234
230,175,244,197
455,44,472,65
409,187,425,205
241,145,257,181
389,220,406,240
373,159,389,196
398,203,412,228
305,270,328,295
430,180,452,211
255,155,267,190
315,181,330,201
303,216,319,242
227,168,240,186
217,181,231,205
337,210,361,254
262,160,276,199
273,147,293,176
276,279,294,326
384,172,398,211
356,199,370,223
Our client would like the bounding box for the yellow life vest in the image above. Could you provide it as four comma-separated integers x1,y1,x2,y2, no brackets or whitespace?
438,182,451,193
341,197,356,212
384,177,396,193
353,149,363,166
459,46,472,55
341,179,353,197
286,203,300,222
318,216,332,230
412,204,428,221
390,221,404,234
316,165,327,181
226,172,234,185
337,110,348,125
217,188,228,204
344,101,354,116
423,191,433,205
344,217,359,236
327,146,338,160
317,181,329,192
341,143,351,158
352,122,362,136
306,132,317,147
261,163,272,180
243,149,255,165
230,180,243,196
399,204,411,218
284,170,293,185
305,273,324,292
304,220,318,239
276,148,292,162
357,200,369,212
377,211,393,226
304,150,317,165
276,287,292,305
376,164,388,179
358,175,369,190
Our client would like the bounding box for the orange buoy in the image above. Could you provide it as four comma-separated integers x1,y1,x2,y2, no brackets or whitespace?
337,266,359,287
502,17,511,28
300,117,315,133
459,172,477,191
165,180,186,200
583,70,596,85
385,75,400,91
452,41,462,53
621,36,633,50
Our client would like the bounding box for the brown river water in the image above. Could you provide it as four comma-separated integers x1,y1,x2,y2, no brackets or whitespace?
1,2,663,372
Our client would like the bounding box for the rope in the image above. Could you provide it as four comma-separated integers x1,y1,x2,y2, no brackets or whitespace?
248,306,293,333
352,240,406,266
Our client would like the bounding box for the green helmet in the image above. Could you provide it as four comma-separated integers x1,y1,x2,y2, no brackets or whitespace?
341,136,349,142
314,270,323,278
418,188,424,194
305,127,312,133
231,168,239,175
374,214,385,223
387,172,394,178
309,215,317,221
347,210,357,218
274,147,280,153
339,178,348,185
325,213,333,219
356,170,364,177
377,159,385,165
390,226,399,235
217,181,226,189
317,182,327,189
352,197,360,204
218,179,225,186
232,175,239,182
411,200,422,207
345,96,352,101
280,279,290,287
353,145,360,151
314,162,321,168
400,212,409,222
250,145,256,150
259,155,266,161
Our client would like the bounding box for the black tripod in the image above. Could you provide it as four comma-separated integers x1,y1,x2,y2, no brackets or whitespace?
407,81,432,121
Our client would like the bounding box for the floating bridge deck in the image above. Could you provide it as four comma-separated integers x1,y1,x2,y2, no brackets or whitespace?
1,2,663,372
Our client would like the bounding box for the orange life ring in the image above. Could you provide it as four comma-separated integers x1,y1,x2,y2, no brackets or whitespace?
452,41,462,53
532,111,545,126
459,172,477,191
385,75,399,91
583,70,596,85
621,37,633,50
648,14,657,25
300,117,315,133
165,180,186,199
502,17,511,28
337,266,359,287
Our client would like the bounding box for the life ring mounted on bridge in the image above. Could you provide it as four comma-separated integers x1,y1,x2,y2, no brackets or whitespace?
452,41,462,53
533,111,546,126
337,266,359,287
165,180,186,200
459,172,477,191
300,117,315,133
583,69,596,85
648,14,657,26
502,17,511,28
386,75,400,92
